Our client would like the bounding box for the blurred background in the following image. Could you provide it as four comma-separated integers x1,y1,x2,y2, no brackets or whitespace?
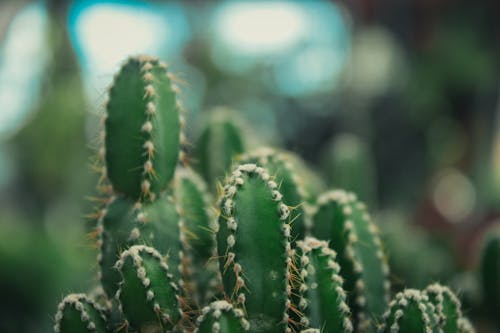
1,0,499,332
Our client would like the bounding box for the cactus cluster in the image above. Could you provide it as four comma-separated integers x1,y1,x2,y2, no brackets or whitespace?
55,55,478,333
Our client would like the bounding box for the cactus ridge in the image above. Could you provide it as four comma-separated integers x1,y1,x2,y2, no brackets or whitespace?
54,293,108,333
311,190,390,331
379,289,439,333
425,283,462,332
195,300,250,333
235,147,312,241
457,317,476,333
216,163,293,333
295,237,353,333
115,245,182,332
103,55,185,201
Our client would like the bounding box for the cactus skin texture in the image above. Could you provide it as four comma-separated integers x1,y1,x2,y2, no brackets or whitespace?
98,194,183,299
196,108,246,187
425,283,463,333
295,237,353,333
174,167,219,306
54,294,108,333
379,289,439,333
195,300,250,333
115,245,182,332
104,55,184,201
480,227,500,326
310,190,390,332
235,147,320,243
216,163,293,333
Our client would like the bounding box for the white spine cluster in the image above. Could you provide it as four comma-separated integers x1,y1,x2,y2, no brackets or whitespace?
54,294,106,333
194,300,250,333
379,289,438,333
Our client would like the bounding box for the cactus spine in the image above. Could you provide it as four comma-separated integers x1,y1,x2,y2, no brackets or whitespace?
216,163,293,333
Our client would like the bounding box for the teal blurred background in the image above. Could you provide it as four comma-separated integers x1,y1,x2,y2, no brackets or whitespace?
0,0,499,332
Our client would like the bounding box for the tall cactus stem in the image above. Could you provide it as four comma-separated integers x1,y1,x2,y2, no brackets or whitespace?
216,163,294,333
103,55,185,201
311,190,390,332
295,237,353,333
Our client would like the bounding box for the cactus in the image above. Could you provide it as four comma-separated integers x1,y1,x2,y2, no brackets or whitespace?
379,289,439,333
294,237,353,333
425,283,462,333
195,300,249,333
195,108,246,188
103,55,185,201
54,294,108,333
115,245,182,332
310,190,390,332
98,194,183,299
216,163,293,333
53,55,481,333
235,147,318,242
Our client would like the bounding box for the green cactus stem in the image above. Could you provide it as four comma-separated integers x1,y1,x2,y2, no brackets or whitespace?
98,193,184,299
195,108,246,188
195,300,250,333
235,147,322,242
174,167,219,306
216,163,293,333
479,227,500,327
379,289,439,333
295,237,353,333
425,283,463,333
97,195,138,299
310,190,390,332
103,55,185,201
115,245,182,332
54,294,108,333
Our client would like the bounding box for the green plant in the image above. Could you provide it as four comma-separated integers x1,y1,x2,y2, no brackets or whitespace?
54,55,476,333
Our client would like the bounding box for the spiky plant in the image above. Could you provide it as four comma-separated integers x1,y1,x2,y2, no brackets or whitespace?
54,55,477,333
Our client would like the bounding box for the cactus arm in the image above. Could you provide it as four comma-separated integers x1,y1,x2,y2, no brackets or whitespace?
379,289,439,333
216,163,293,333
295,237,353,333
235,147,320,242
104,55,184,201
54,294,108,333
311,190,390,332
425,283,463,333
116,245,182,332
195,300,250,333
